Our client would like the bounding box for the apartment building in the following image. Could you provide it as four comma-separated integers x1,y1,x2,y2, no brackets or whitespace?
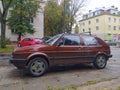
79,6,120,41
0,1,45,41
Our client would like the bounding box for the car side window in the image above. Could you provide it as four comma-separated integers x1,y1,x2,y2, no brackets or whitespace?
60,35,80,46
82,36,100,46
23,38,32,41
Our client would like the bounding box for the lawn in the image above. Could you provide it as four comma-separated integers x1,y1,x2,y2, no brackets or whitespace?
0,45,15,53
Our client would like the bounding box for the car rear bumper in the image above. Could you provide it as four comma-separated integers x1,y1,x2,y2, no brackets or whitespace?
107,54,112,59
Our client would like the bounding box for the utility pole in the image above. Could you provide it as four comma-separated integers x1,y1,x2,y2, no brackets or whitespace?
18,0,23,41
63,0,66,33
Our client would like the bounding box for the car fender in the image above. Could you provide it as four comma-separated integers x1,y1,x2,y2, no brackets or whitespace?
27,52,49,62
95,51,107,58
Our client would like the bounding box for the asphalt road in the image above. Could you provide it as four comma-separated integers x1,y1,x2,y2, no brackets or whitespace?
0,46,120,90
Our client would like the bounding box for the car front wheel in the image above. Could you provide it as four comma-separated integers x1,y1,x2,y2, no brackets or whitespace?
28,57,48,77
94,55,107,69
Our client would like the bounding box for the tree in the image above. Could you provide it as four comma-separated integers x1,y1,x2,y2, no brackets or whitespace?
64,0,87,31
0,0,14,48
7,0,41,41
44,0,87,35
44,1,63,36
74,24,79,34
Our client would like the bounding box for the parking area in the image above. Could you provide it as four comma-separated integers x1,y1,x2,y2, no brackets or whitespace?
0,46,120,90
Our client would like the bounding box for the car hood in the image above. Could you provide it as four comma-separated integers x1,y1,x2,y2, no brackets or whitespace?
13,45,48,53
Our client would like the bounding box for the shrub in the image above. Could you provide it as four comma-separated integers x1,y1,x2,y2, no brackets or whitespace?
0,36,11,44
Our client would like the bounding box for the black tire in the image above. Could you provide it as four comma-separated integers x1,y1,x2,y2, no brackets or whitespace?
94,55,107,69
28,57,48,77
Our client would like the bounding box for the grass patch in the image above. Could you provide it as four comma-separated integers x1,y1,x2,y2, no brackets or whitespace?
47,86,69,90
117,86,120,90
79,77,118,87
0,45,15,53
46,77,119,90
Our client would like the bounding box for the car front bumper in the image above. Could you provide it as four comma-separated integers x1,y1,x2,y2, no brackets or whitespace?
9,57,27,69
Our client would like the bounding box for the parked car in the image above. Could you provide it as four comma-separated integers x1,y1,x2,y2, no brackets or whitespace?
104,40,117,46
10,33,112,76
18,37,44,47
42,36,52,42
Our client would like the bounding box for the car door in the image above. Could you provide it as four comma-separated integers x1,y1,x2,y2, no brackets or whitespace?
53,34,84,65
81,35,102,62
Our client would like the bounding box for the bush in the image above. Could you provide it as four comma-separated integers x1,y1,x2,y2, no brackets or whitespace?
0,36,11,44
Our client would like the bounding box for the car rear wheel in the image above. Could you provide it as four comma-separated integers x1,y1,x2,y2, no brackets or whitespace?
94,55,107,69
28,57,48,77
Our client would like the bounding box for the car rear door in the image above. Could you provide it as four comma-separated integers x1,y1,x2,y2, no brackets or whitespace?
81,35,102,62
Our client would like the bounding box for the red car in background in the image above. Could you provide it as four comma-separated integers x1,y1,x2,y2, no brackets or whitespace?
18,37,44,47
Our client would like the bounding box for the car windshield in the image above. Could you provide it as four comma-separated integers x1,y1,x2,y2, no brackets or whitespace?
35,38,42,42
45,34,62,45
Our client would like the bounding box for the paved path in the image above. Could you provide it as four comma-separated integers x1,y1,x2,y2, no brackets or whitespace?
0,46,119,90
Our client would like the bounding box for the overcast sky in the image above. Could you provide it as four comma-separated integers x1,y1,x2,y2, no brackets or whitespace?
85,0,120,13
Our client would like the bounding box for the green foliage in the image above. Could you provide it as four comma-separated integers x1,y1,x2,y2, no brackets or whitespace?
117,86,120,90
0,36,10,44
74,24,79,34
44,0,86,36
0,46,14,53
0,0,15,48
44,1,64,36
7,0,41,41
47,86,69,90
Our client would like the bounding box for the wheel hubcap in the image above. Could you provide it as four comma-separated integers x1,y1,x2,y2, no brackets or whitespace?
31,61,45,74
97,56,106,67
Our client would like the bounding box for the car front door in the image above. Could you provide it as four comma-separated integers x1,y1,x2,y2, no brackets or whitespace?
53,34,84,65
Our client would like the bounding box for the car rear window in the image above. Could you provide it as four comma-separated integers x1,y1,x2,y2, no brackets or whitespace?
82,35,100,46
23,38,32,41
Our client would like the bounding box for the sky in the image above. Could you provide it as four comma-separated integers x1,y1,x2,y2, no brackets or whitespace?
85,0,120,13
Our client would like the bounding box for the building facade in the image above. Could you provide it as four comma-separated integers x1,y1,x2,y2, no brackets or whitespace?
79,6,120,42
0,1,45,41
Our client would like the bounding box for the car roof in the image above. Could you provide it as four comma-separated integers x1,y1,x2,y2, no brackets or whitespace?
63,33,96,37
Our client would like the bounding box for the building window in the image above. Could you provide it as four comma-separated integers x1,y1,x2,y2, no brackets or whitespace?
96,19,99,23
96,26,99,30
119,26,120,30
114,18,116,23
108,25,111,30
88,28,91,32
114,26,116,30
108,17,111,22
88,21,91,25
83,22,85,26
83,29,85,32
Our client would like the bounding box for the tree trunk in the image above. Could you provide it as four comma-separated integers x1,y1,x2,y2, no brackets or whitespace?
1,20,6,48
18,33,22,41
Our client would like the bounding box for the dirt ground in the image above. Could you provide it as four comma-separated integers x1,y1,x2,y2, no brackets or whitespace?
0,46,120,90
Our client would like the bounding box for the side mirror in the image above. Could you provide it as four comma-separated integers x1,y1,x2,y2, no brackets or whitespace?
58,42,63,46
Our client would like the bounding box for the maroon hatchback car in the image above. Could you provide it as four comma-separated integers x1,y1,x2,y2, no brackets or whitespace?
10,33,112,76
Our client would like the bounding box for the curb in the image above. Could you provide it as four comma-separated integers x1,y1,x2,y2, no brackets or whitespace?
0,53,11,57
